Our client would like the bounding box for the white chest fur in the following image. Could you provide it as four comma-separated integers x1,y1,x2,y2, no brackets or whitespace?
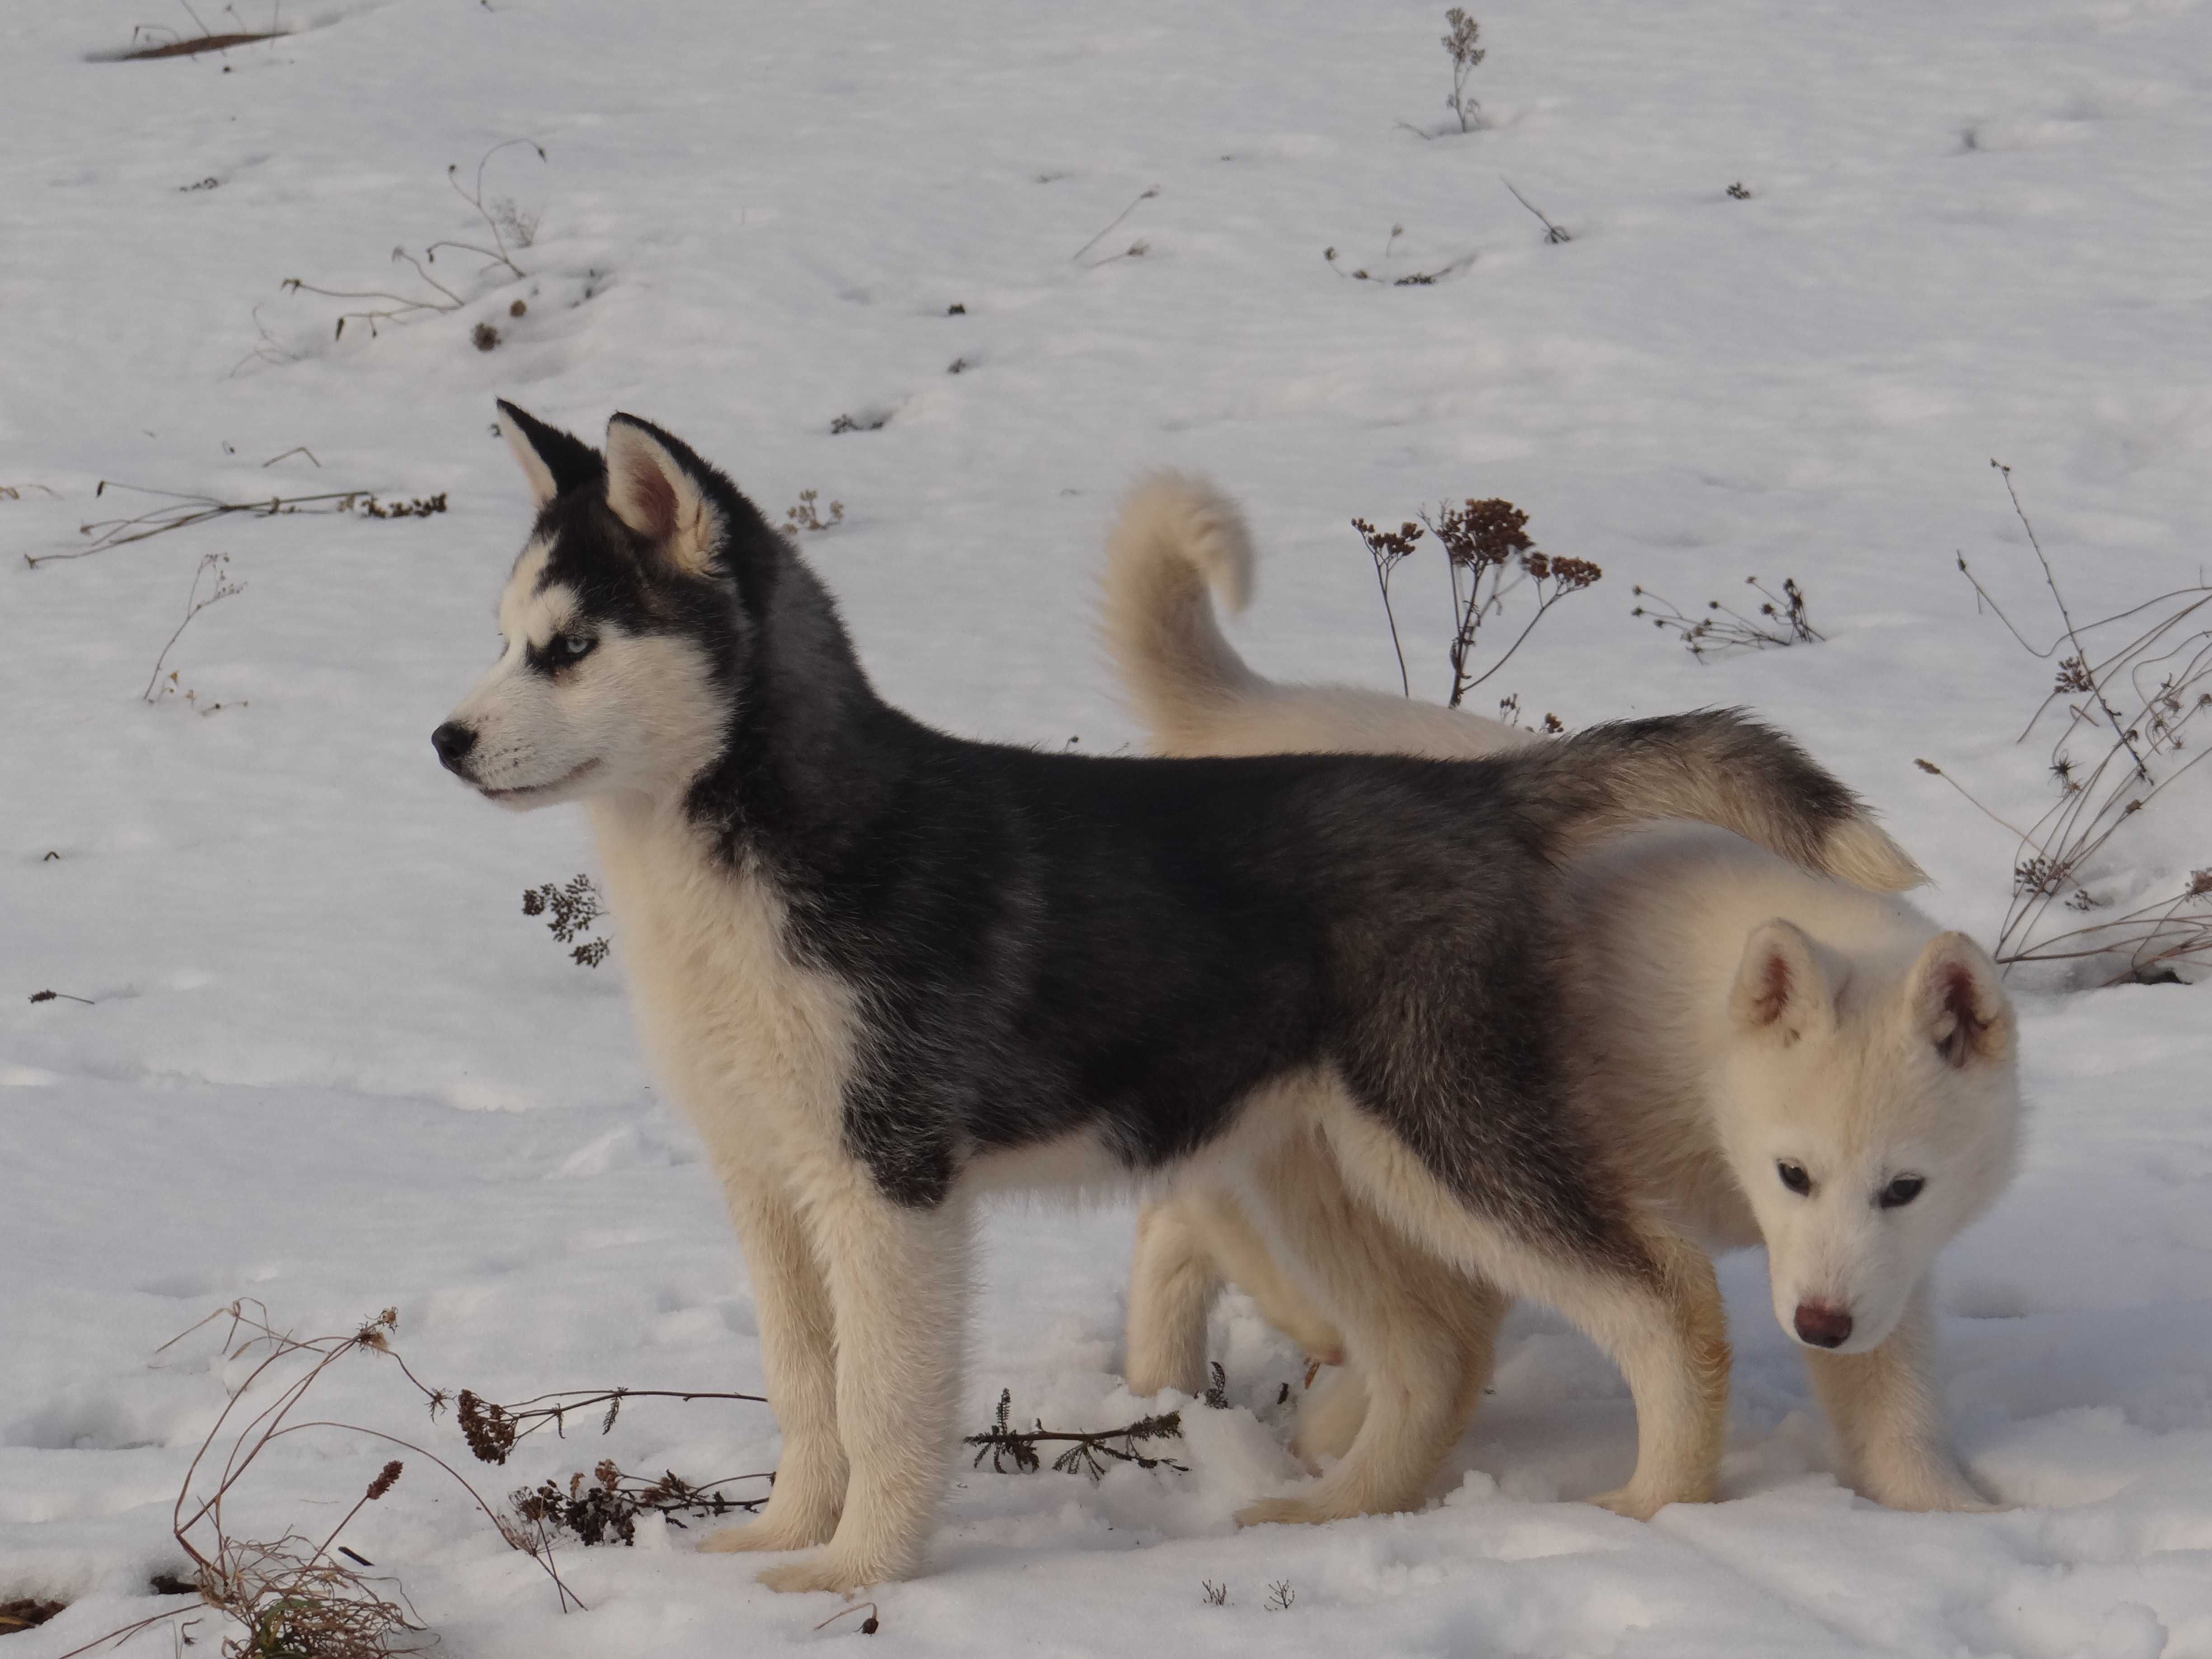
586,797,860,1180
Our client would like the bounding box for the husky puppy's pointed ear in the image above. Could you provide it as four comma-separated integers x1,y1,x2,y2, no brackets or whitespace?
1909,931,2011,1068
1729,919,1834,1043
496,400,603,506
604,413,726,578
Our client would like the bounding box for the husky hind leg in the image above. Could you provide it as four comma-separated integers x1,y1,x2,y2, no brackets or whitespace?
755,1168,974,1594
1315,1099,1731,1520
1229,1129,1509,1525
698,1175,847,1554
1125,1198,1225,1398
1802,1283,2003,1512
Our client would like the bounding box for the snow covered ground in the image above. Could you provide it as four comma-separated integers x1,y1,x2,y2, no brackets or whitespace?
5,0,2212,1652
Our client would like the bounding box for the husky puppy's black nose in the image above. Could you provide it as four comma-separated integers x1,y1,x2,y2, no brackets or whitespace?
432,720,478,773
1793,1302,1854,1348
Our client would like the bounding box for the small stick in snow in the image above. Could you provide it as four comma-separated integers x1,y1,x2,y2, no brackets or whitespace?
814,1601,881,1635
1071,185,1159,262
1501,177,1571,243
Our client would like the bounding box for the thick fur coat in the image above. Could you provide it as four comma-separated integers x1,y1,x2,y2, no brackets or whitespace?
438,412,1952,1588
1107,475,2020,1519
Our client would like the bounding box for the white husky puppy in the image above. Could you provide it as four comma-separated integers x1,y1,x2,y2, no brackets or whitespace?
1109,476,2017,1516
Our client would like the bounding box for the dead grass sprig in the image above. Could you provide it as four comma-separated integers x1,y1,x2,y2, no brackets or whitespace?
1917,460,2212,984
1631,575,1822,658
965,1389,1187,1481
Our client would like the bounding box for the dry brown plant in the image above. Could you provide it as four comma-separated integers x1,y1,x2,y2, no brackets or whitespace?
1916,461,2212,984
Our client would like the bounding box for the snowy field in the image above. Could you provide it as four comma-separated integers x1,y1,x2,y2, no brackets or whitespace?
5,0,2212,1653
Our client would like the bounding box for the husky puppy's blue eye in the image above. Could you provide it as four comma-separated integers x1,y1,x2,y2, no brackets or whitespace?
553,633,597,663
1777,1161,1812,1195
1878,1174,1925,1209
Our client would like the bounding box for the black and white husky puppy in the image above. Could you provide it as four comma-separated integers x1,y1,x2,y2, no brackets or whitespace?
436,404,1921,1592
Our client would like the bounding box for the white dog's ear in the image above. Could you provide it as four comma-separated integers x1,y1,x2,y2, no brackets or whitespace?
1909,931,2011,1068
497,399,601,506
1729,919,1833,1043
605,413,724,578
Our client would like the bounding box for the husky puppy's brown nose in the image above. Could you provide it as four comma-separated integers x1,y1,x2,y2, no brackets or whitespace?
1793,1301,1854,1348
432,720,478,773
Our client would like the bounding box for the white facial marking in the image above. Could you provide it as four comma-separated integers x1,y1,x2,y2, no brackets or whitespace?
1718,932,2018,1355
439,538,732,812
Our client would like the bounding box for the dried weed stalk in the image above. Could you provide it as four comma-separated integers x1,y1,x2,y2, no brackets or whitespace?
1356,497,1599,713
276,141,546,342
1502,178,1572,244
510,1459,770,1547
784,490,844,533
1072,186,1159,263
143,553,244,704
33,483,445,567
55,1302,581,1659
965,1389,1188,1481
1631,575,1822,659
1441,9,1486,131
0,1599,67,1635
454,1382,766,1466
1916,460,2212,984
521,875,610,968
1324,225,1475,286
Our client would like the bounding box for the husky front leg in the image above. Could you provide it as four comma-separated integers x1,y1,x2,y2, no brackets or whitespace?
698,1175,847,1554
757,1169,973,1593
1802,1281,2002,1512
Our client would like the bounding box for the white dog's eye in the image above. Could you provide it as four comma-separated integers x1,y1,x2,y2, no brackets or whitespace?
1777,1161,1812,1195
553,633,597,664
1877,1174,1925,1209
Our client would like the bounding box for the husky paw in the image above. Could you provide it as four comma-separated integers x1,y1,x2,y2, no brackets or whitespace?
1234,1495,1341,1528
1586,1484,1683,1522
699,1513,839,1554
1865,1477,2010,1514
757,1553,884,1594
1288,1371,1367,1469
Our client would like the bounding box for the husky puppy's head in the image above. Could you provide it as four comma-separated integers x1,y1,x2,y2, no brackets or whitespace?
1716,921,2019,1355
433,403,754,811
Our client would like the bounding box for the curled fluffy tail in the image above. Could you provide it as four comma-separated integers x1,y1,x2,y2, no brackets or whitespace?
1509,710,1926,893
1101,473,1265,751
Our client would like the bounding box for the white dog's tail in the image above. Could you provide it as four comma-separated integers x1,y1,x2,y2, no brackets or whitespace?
1102,473,1267,753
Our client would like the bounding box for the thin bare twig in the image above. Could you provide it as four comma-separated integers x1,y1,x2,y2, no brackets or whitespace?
965,1389,1187,1481
1072,186,1159,262
31,483,444,566
143,553,244,703
1501,177,1571,243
